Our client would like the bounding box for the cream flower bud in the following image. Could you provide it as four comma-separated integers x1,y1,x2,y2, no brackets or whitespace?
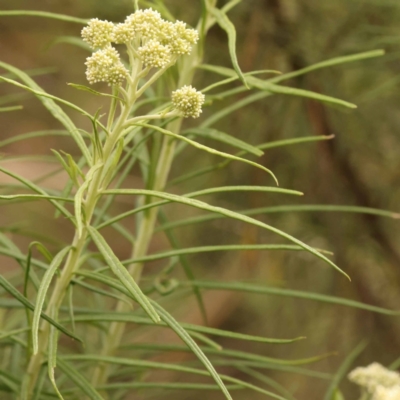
113,22,135,44
85,47,128,86
137,40,172,68
172,85,205,118
125,9,162,40
81,18,114,49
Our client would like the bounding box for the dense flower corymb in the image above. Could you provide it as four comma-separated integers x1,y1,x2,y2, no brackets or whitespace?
171,85,205,118
85,47,128,85
81,9,199,85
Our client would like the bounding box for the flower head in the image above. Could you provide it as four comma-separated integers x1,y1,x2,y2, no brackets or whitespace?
349,363,400,400
125,9,163,40
172,85,205,118
159,20,199,55
137,40,172,68
81,18,114,49
113,22,135,44
85,47,128,85
373,385,400,400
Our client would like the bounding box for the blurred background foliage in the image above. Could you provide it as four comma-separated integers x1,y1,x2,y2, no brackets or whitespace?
1,0,400,399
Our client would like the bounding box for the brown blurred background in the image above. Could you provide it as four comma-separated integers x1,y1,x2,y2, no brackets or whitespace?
1,0,400,399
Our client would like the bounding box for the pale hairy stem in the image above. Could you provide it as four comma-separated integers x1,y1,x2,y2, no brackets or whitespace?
20,76,137,400
90,52,200,391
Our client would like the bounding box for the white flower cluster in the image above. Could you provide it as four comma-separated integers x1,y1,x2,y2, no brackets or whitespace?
171,85,205,118
85,47,128,86
81,18,115,50
348,363,400,400
81,9,199,83
374,385,400,400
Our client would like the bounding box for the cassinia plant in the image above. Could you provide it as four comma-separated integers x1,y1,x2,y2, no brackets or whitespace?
0,1,399,399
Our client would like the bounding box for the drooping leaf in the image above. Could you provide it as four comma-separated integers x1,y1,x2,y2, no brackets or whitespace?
32,246,72,354
87,226,160,323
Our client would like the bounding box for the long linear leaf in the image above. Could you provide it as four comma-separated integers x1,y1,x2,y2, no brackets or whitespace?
122,244,331,265
184,127,264,156
0,166,73,220
0,275,80,342
60,354,286,400
184,281,400,315
0,62,92,165
32,246,71,354
56,359,103,400
209,7,248,88
71,271,302,345
97,183,304,231
102,189,350,279
126,343,334,366
168,135,334,187
268,50,385,84
151,301,232,400
136,123,279,185
200,64,356,109
324,341,367,400
156,204,400,232
87,226,160,323
0,10,88,24
158,210,208,324
0,195,73,202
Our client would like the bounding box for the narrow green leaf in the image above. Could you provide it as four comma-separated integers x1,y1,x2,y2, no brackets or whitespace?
48,311,64,400
87,226,160,323
136,123,279,185
127,342,334,366
49,36,91,51
151,301,233,400
210,7,249,88
32,246,71,354
56,359,104,400
324,341,367,400
268,50,385,85
0,10,88,24
93,382,243,391
62,309,304,345
60,354,286,400
0,64,92,165
75,164,102,238
102,189,350,279
122,244,330,265
68,83,125,103
156,204,400,232
0,130,69,149
158,210,208,324
184,281,400,315
0,166,73,220
200,64,357,109
239,366,297,400
184,127,264,156
0,275,81,342
0,194,74,202
0,105,23,112
168,135,334,187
